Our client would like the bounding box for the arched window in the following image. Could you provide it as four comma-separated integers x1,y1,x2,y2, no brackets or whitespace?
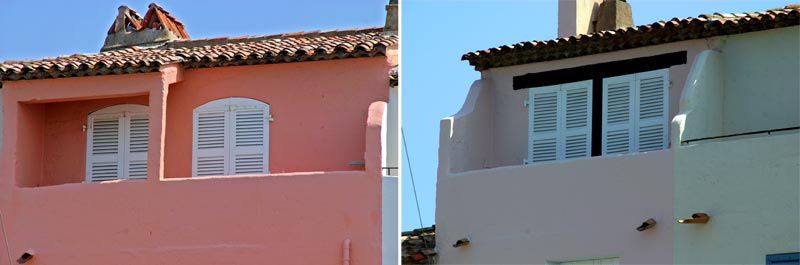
86,104,149,182
192,97,270,176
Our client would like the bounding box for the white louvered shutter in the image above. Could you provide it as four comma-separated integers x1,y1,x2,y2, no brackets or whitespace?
86,104,149,182
528,85,560,164
125,113,149,179
230,98,269,175
193,98,270,177
562,80,592,159
87,114,124,182
193,102,229,177
636,69,669,152
602,74,635,155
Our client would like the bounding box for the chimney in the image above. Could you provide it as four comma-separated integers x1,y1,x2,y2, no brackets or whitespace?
101,3,189,51
384,0,398,35
557,0,633,37
595,0,633,32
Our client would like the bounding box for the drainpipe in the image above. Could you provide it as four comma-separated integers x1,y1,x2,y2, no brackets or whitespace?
342,238,351,265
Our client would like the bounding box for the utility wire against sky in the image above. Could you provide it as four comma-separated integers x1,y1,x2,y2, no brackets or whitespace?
402,129,425,229
402,129,433,265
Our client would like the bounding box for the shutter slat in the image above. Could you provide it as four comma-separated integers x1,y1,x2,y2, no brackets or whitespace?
197,112,226,149
127,160,148,179
91,162,119,182
532,91,559,133
129,116,148,153
91,119,120,155
606,129,631,154
531,138,557,162
196,156,226,176
235,154,264,174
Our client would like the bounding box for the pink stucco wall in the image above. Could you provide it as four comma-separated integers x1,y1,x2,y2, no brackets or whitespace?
0,57,389,264
42,96,150,186
164,58,389,176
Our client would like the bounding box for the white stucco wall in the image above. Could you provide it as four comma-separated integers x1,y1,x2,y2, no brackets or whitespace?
672,26,800,264
478,39,709,168
438,24,799,265
382,176,398,265
718,27,800,135
436,151,674,264
674,132,800,264
386,85,399,176
558,0,604,38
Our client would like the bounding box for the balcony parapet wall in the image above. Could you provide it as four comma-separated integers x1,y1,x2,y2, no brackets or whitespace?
439,79,495,176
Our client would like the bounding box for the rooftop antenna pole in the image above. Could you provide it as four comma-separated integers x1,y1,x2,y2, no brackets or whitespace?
0,211,12,265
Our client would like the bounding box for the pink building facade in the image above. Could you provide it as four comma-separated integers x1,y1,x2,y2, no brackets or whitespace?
0,4,398,264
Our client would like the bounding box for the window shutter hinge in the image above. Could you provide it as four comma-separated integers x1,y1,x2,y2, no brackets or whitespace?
267,114,274,122
523,159,530,165
524,100,530,107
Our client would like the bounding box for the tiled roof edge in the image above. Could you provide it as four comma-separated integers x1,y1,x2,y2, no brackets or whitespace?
0,28,397,81
163,27,385,49
463,7,800,70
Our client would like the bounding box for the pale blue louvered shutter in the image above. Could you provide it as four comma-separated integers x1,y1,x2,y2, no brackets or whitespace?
528,85,560,164
636,69,669,152
602,74,635,155
562,80,593,159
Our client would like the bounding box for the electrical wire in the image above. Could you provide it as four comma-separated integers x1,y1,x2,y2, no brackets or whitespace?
402,129,433,265
401,128,424,229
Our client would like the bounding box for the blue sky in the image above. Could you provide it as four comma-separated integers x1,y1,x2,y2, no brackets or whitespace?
0,0,387,61
400,0,791,231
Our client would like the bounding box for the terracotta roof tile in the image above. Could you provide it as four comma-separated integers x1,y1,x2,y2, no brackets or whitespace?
463,6,800,70
1,27,397,81
402,226,436,265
